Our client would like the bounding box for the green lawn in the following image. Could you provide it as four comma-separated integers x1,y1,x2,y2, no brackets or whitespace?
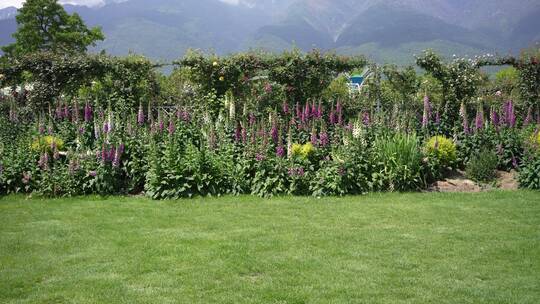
1,192,539,304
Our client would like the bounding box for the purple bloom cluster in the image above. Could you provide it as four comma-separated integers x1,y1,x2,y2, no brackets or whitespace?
84,103,93,122
97,144,125,167
288,167,305,177
503,100,516,128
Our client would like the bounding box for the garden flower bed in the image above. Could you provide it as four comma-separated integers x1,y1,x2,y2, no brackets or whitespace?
0,49,539,198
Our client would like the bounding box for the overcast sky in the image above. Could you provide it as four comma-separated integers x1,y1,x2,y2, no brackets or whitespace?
0,1,109,9
0,0,239,9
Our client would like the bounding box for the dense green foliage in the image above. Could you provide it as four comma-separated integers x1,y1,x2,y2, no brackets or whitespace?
1,0,104,57
1,46,540,197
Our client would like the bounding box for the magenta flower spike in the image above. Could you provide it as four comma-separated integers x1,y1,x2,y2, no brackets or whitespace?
329,109,336,125
270,123,279,144
474,106,484,131
507,100,516,128
422,95,432,128
168,120,175,135
63,104,70,120
276,145,285,158
234,124,241,142
137,103,145,125
524,106,533,127
311,129,318,146
84,102,92,122
317,102,323,119
282,101,289,115
362,112,371,126
319,131,329,147
241,126,247,143
491,109,500,129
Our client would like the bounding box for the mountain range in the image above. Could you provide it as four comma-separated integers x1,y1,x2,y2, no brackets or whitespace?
1,0,539,65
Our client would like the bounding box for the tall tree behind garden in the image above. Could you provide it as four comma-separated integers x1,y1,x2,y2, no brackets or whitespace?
1,0,104,57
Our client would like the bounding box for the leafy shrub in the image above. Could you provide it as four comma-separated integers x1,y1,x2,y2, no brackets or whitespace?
31,136,65,153
518,155,540,190
291,143,315,160
425,136,457,168
466,150,498,183
374,133,424,191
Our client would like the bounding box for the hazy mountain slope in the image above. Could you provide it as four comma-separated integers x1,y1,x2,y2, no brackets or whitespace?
1,0,539,63
335,5,492,49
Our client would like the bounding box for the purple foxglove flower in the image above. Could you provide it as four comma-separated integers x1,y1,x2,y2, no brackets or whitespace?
475,107,484,131
158,120,164,132
276,145,285,158
422,95,432,128
311,129,318,146
329,110,336,125
84,103,92,122
512,156,518,168
249,113,256,126
524,106,533,126
491,109,500,129
435,111,441,125
234,124,241,142
508,101,516,128
38,153,49,171
137,104,145,125
264,83,272,93
52,143,60,160
295,102,301,119
462,117,470,135
101,146,107,163
297,167,305,177
78,126,85,135
241,126,247,143
282,101,289,115
255,153,265,162
311,102,317,118
63,104,70,120
362,112,371,126
319,131,329,147
317,103,323,119
102,121,110,134
304,103,311,119
503,100,516,128
68,159,80,175
72,101,79,123
270,123,279,144
88,171,97,177
168,120,175,135
112,148,121,168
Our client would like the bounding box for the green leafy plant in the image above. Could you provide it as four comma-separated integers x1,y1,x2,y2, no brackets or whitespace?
374,133,424,191
424,135,457,168
466,150,498,183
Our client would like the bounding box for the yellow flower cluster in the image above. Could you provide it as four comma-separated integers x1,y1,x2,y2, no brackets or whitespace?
291,143,315,159
31,136,64,153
